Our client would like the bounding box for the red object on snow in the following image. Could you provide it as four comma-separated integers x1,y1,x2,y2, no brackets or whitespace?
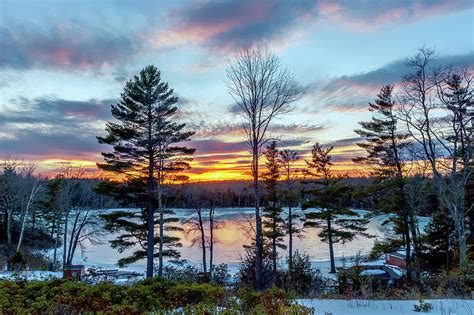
63,265,85,280
385,253,407,269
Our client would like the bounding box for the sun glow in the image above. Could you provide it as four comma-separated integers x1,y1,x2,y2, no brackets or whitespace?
23,143,376,181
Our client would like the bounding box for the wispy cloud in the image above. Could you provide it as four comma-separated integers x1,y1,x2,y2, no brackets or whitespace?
317,0,472,31
153,0,473,51
0,23,140,71
156,0,315,51
0,97,114,161
305,52,474,112
1,0,471,73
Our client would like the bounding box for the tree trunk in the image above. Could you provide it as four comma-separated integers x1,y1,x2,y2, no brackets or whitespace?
17,182,40,252
288,206,293,273
3,208,10,270
455,205,467,269
67,211,87,265
446,230,451,274
328,216,335,274
66,211,80,264
68,222,85,265
146,164,155,278
209,228,214,276
62,211,69,268
198,211,207,273
52,223,60,271
16,207,27,253
146,110,155,278
468,211,474,250
272,211,277,285
391,110,412,283
209,207,214,277
51,212,61,271
7,207,12,255
50,217,56,239
402,206,412,283
32,209,36,230
253,148,263,290
435,172,468,270
453,199,467,270
399,181,412,284
157,166,164,277
409,212,420,281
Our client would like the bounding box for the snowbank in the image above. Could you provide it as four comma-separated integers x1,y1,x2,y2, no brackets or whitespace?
0,271,62,281
296,299,474,315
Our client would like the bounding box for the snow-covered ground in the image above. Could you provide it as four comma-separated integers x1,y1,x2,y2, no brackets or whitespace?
0,270,62,281
297,299,474,315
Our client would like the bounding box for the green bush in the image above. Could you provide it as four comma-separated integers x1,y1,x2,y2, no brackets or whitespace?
284,251,325,295
8,251,27,271
236,286,294,314
236,287,261,311
259,286,288,315
162,264,201,283
425,270,473,297
182,303,220,314
0,278,315,314
0,278,225,313
211,263,231,285
167,283,225,307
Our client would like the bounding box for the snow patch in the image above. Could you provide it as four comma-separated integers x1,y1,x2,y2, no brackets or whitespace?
0,271,62,281
297,299,474,315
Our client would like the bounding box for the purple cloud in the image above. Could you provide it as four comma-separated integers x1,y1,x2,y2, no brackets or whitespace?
0,23,139,71
0,97,115,161
305,52,474,112
163,0,472,50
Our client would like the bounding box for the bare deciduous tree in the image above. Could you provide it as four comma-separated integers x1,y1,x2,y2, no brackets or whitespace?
184,194,208,273
183,190,221,277
399,47,473,269
51,165,108,267
226,46,300,289
1,159,46,269
16,166,46,252
202,189,219,277
57,165,85,268
63,180,107,265
1,159,17,267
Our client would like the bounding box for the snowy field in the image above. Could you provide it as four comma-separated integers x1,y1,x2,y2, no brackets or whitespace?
297,299,474,315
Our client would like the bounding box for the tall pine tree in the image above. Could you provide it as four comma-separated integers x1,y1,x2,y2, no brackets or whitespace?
303,143,370,274
353,85,415,282
279,148,303,274
97,65,194,277
262,141,286,284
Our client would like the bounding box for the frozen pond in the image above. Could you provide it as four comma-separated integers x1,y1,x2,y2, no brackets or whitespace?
59,208,429,273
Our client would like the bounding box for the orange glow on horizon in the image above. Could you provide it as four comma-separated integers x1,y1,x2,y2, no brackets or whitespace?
16,143,375,181
29,158,372,182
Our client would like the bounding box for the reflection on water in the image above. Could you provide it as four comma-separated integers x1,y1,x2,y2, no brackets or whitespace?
74,208,391,271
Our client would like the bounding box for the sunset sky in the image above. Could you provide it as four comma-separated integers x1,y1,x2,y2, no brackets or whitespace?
0,0,473,181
